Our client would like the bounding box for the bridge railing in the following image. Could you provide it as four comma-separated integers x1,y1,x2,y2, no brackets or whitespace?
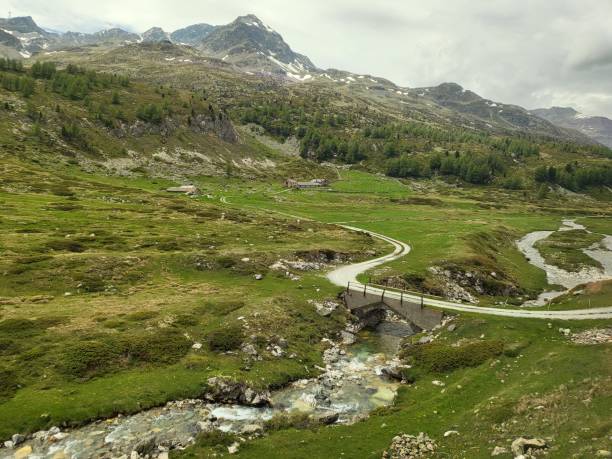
346,281,429,309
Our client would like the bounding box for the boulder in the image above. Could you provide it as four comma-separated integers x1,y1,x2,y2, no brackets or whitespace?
206,377,271,406
135,435,157,455
510,437,547,456
313,412,339,425
11,434,25,446
227,442,240,454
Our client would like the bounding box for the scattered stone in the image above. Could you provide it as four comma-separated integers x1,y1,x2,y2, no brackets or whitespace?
431,380,445,387
558,328,571,337
192,342,202,350
3,440,14,449
228,442,240,454
418,335,433,345
447,324,457,332
443,430,459,437
491,446,507,456
197,421,215,433
596,451,612,458
254,274,264,280
510,437,548,457
382,432,437,458
241,424,263,435
341,331,357,345
310,299,339,316
571,328,612,345
240,343,258,357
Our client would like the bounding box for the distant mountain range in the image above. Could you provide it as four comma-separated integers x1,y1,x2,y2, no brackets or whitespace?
531,107,612,148
0,14,609,147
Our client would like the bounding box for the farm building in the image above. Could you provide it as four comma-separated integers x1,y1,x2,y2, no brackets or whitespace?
166,185,200,195
284,179,329,189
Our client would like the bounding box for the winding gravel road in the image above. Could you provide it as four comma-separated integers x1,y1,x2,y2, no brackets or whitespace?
327,226,612,321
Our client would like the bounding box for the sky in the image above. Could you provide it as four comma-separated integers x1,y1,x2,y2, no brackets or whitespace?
3,0,612,118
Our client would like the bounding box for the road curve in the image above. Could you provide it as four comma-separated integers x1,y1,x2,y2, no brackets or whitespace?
328,225,612,320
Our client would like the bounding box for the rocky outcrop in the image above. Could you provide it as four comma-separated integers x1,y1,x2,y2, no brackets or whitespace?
204,377,271,406
111,113,238,144
382,432,437,458
190,113,239,143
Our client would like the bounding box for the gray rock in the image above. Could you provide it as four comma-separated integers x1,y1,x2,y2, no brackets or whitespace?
254,274,264,280
3,440,14,449
418,335,433,344
511,437,547,456
314,412,339,425
447,324,457,332
241,424,263,435
341,331,356,345
135,435,157,455
11,434,25,446
228,442,240,454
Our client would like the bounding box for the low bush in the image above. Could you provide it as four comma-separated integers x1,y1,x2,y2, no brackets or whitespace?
125,310,159,321
0,367,19,398
59,329,191,379
401,340,504,373
121,329,191,364
45,239,85,253
206,324,243,352
59,339,122,379
193,430,237,448
264,412,320,431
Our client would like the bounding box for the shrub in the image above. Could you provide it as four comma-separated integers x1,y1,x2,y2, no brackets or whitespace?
0,338,19,355
45,239,85,253
215,256,236,269
121,329,191,364
197,301,245,316
0,318,55,337
401,340,504,373
194,430,237,448
264,412,319,431
59,339,122,379
206,324,243,352
0,367,19,398
125,310,159,321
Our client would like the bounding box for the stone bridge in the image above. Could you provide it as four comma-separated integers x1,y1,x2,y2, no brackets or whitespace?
343,283,445,331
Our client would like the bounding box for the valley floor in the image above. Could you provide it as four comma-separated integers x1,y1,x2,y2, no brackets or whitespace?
0,164,610,459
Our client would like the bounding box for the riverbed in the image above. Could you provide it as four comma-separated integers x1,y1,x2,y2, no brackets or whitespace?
0,317,413,459
516,219,612,306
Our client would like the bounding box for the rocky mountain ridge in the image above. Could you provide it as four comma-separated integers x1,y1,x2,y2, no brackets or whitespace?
531,107,612,148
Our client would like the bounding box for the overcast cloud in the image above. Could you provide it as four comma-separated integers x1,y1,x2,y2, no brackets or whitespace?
3,0,612,117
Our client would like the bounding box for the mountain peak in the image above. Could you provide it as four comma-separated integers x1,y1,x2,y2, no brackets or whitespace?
234,14,276,33
142,27,170,43
0,15,48,35
197,14,316,74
